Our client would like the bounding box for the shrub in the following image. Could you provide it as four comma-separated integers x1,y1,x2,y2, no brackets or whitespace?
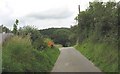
18,26,48,50
2,36,34,72
2,36,60,72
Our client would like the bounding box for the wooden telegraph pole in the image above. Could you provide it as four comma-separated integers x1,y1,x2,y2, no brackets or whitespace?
76,5,80,45
78,5,80,14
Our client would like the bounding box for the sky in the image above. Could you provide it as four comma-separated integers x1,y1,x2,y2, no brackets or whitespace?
0,0,119,30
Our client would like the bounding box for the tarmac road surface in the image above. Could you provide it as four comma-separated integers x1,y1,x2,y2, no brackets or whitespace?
52,47,101,72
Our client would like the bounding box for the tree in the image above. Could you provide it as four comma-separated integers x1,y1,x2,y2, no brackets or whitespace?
13,19,19,34
73,1,118,43
52,29,72,47
40,28,76,46
70,25,79,45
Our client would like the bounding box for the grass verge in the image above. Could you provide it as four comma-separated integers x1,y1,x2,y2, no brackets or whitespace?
75,40,118,72
2,36,60,72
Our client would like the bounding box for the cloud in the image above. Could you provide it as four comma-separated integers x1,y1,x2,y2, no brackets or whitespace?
27,8,73,20
0,1,75,30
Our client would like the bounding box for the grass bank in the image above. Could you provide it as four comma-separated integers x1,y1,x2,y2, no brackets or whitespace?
2,36,60,72
75,39,118,72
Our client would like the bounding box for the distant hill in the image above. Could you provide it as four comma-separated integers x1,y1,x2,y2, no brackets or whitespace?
39,27,70,37
39,27,73,47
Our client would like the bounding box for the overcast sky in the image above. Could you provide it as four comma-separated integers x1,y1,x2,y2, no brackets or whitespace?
0,0,119,30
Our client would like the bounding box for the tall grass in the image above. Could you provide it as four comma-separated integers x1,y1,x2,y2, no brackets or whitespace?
2,36,60,72
75,39,118,72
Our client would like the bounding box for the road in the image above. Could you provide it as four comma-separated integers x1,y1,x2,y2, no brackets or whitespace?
52,47,101,72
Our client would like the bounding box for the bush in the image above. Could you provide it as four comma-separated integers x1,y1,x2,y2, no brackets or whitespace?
3,36,34,72
18,26,48,50
2,36,60,72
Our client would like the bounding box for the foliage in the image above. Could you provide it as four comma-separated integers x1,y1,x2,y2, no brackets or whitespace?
52,29,72,47
75,39,118,72
73,1,119,72
2,36,60,72
70,25,79,45
76,1,117,43
13,19,19,34
44,38,53,44
44,38,54,47
18,26,47,50
40,28,75,47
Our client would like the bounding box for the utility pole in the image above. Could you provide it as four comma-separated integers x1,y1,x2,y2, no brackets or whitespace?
78,5,80,14
76,5,80,45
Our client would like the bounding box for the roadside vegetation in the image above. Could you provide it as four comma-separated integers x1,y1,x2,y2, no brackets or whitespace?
1,0,119,72
2,20,60,72
75,40,118,72
40,28,70,47
73,1,119,72
40,28,76,47
32,1,119,72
